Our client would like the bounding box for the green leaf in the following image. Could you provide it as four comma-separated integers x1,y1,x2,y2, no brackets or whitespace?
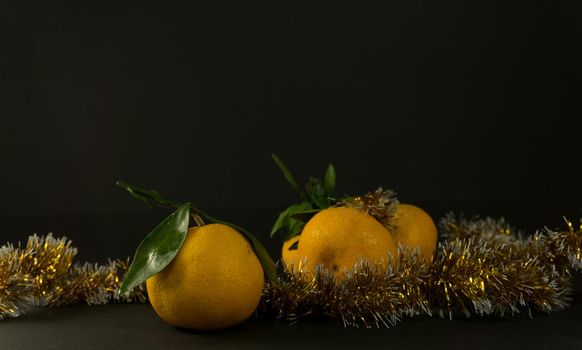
116,181,182,208
118,203,191,295
324,164,336,195
290,208,321,223
271,154,301,195
203,216,278,282
281,221,305,241
270,202,312,238
306,177,329,209
281,203,312,241
270,203,304,237
270,209,288,237
243,230,279,282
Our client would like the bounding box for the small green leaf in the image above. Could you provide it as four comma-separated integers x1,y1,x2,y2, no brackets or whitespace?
282,217,305,242
244,231,278,282
324,164,336,195
290,208,321,223
281,203,312,241
271,154,301,195
306,177,329,209
271,209,289,237
118,203,191,295
270,203,309,237
116,181,159,206
116,181,182,208
271,202,312,238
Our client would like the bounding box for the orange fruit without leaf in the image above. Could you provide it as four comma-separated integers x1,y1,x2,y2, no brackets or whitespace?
297,206,398,276
146,223,264,331
392,204,438,264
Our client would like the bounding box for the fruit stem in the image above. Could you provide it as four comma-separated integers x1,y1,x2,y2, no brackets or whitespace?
191,213,206,227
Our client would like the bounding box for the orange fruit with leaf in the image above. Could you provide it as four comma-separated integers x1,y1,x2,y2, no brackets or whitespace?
271,156,438,275
298,206,398,275
270,154,337,270
116,182,276,331
147,224,264,330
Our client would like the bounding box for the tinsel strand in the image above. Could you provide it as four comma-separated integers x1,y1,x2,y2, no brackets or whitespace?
2,216,581,326
342,188,400,229
260,215,582,327
0,234,146,319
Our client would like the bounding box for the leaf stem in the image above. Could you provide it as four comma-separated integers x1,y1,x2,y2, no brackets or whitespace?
116,180,209,225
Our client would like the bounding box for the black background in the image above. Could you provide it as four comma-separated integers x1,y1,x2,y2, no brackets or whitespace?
1,1,582,348
1,1,581,261
1,0,582,259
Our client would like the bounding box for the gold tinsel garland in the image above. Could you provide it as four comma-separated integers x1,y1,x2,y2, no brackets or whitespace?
0,234,146,319
260,215,582,327
1,216,581,327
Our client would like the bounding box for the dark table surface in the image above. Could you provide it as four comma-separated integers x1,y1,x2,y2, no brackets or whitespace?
2,295,582,350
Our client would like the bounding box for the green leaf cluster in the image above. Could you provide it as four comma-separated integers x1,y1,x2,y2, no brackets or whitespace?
270,154,336,243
